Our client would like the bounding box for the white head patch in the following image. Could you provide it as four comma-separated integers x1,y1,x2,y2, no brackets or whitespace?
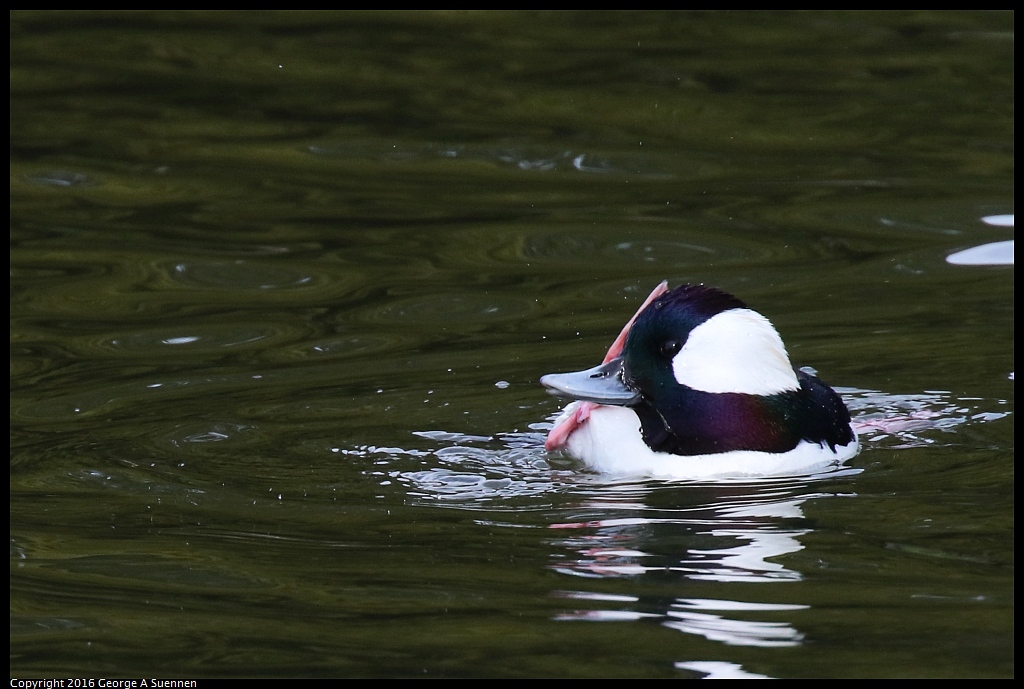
671,308,800,395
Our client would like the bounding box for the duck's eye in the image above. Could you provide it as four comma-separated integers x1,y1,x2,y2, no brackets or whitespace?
660,339,682,358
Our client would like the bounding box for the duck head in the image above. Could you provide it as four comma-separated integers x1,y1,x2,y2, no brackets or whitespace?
541,283,856,465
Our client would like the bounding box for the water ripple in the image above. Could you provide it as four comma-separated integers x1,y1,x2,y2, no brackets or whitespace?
363,292,537,325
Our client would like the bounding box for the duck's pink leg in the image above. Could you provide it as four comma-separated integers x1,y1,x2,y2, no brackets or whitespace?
545,401,595,451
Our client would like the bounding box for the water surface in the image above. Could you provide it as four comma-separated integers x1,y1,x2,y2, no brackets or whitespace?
11,11,1013,678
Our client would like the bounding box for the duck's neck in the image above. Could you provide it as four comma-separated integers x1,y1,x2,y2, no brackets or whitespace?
632,389,801,456
633,371,855,456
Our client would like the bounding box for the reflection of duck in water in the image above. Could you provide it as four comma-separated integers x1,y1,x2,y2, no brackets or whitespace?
549,480,821,653
541,282,859,478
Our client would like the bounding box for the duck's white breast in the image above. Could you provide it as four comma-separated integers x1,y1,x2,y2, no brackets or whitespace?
558,404,859,479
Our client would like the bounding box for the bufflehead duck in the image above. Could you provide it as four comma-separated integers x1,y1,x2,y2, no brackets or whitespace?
541,282,859,478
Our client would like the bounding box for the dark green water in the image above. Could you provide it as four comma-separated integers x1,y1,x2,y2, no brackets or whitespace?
11,11,1013,678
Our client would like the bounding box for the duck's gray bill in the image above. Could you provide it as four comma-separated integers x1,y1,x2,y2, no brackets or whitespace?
539,358,639,405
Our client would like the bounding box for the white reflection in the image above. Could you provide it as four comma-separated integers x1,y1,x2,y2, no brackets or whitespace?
555,590,639,602
678,528,808,583
544,481,836,650
946,240,1014,265
675,598,808,612
947,214,1013,265
667,597,808,648
675,660,772,679
554,609,661,622
664,610,804,648
981,214,1014,227
551,488,822,583
552,590,807,649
